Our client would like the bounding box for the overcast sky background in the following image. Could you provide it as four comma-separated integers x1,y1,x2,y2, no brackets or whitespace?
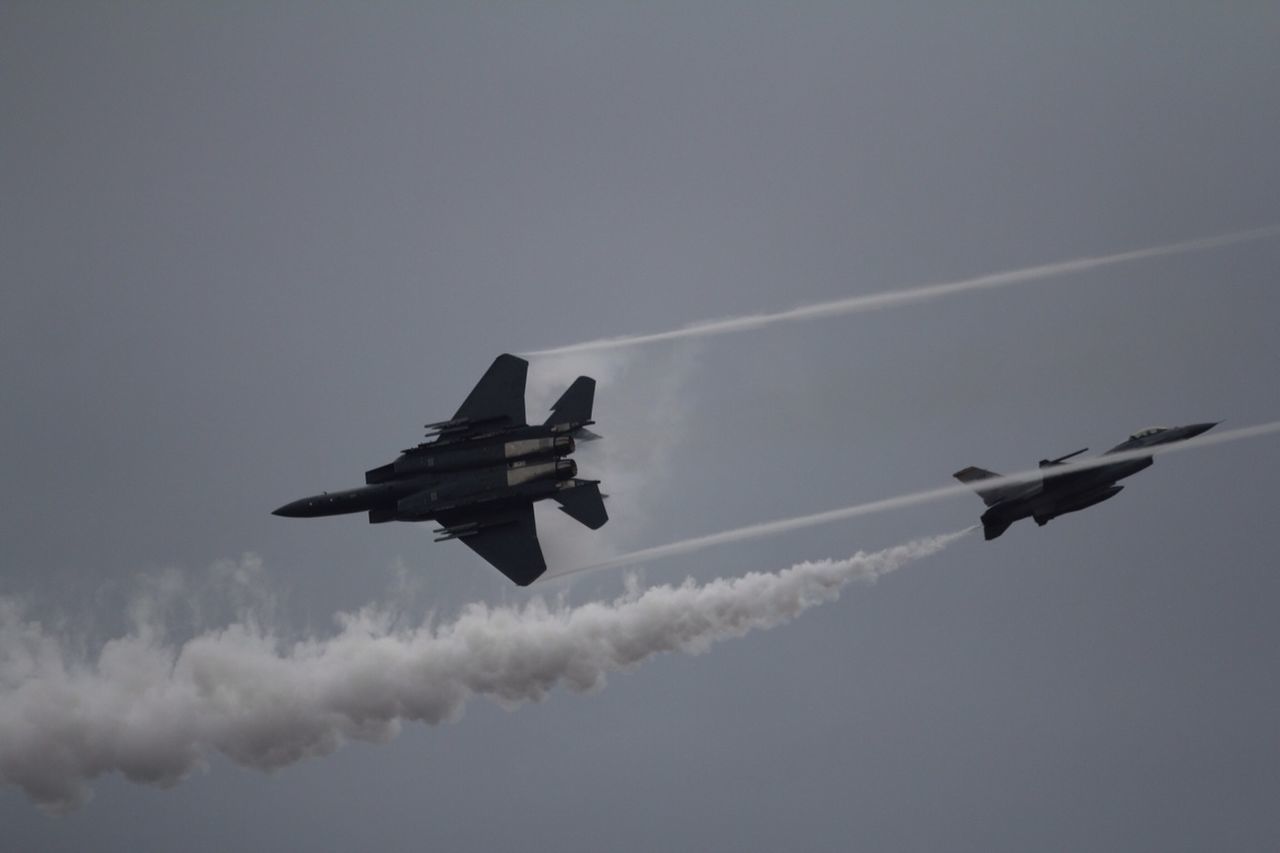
4,3,1280,850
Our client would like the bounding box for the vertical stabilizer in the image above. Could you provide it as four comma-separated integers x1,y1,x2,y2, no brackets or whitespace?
545,377,596,429
981,516,1013,540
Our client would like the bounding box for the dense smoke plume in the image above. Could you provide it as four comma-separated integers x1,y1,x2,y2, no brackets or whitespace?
0,532,965,812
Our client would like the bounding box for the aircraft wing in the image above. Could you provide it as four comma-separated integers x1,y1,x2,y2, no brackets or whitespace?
435,503,547,586
446,353,528,430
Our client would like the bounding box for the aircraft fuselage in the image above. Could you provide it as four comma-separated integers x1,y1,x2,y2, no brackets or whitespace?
273,457,579,523
981,456,1152,531
958,422,1218,540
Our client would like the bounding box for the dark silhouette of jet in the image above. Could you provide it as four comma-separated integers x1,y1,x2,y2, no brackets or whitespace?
273,354,606,585
955,422,1218,540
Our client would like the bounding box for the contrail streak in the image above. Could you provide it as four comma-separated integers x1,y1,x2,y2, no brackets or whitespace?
549,420,1280,577
0,533,962,812
526,225,1280,357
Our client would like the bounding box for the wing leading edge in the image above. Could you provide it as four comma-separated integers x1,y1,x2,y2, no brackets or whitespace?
448,353,529,429
434,504,547,586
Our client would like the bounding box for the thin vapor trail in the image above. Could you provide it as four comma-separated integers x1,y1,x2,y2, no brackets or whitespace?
0,533,962,812
548,420,1280,578
526,225,1280,357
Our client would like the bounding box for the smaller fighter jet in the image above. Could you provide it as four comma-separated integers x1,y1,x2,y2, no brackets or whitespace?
955,422,1218,540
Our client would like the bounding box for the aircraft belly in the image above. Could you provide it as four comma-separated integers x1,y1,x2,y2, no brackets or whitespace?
1038,484,1126,521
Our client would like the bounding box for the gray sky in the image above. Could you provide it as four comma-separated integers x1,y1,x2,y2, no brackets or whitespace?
4,3,1279,850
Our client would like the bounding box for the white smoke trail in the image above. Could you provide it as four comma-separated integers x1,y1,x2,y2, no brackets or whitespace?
550,420,1280,577
525,225,1280,357
0,532,963,813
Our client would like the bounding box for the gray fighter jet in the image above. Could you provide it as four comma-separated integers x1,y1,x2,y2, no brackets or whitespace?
273,354,607,585
955,422,1218,540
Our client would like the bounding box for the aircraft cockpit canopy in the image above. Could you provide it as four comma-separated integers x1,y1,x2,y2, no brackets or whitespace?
1129,426,1168,440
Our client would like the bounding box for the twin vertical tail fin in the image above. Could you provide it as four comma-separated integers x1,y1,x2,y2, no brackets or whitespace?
546,377,607,531
545,376,597,433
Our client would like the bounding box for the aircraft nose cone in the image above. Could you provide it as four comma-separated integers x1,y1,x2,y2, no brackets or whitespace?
1184,422,1219,438
272,499,307,517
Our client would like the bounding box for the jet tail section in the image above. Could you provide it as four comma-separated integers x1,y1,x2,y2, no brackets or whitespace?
954,466,1021,507
982,517,1013,540
553,480,609,529
545,376,596,430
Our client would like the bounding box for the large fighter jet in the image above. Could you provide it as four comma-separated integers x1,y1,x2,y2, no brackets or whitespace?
955,422,1218,540
273,354,607,585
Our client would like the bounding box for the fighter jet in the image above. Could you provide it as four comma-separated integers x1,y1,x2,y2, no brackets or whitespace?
955,422,1218,540
273,354,607,585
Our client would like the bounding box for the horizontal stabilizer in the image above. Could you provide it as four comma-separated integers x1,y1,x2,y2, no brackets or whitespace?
545,376,595,429
954,466,1022,507
554,481,609,530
